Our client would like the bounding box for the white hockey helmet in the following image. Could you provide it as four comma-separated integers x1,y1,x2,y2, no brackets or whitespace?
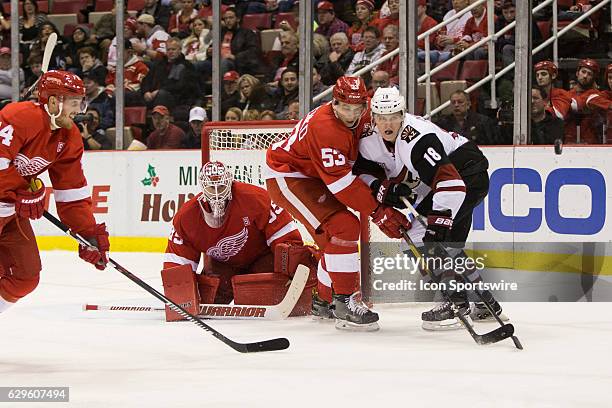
198,161,233,227
371,87,405,115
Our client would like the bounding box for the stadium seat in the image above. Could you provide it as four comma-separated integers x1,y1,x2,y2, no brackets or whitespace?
52,0,86,15
537,20,551,40
274,12,297,29
95,0,114,12
415,98,425,116
459,60,488,83
556,0,574,9
431,60,460,82
241,13,273,30
47,13,78,35
89,11,111,26
260,29,282,53
417,82,441,113
124,107,147,126
127,0,145,11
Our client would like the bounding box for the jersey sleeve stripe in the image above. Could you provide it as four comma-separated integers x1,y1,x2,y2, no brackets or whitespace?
326,171,357,194
53,186,90,202
266,221,299,246
358,173,377,187
0,202,15,217
0,158,10,170
323,253,360,272
436,179,465,188
163,253,199,271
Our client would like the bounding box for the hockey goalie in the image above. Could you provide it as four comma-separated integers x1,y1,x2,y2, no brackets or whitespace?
161,161,318,321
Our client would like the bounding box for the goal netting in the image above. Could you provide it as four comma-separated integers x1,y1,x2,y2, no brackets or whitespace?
202,120,429,304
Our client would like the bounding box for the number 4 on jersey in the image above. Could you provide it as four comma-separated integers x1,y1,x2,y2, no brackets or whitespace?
0,124,14,146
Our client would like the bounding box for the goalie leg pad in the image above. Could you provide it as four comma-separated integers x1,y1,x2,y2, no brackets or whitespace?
231,272,317,316
195,274,220,304
161,264,200,322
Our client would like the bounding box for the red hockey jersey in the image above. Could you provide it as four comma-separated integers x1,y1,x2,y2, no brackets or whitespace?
0,101,95,234
264,103,379,215
163,182,301,271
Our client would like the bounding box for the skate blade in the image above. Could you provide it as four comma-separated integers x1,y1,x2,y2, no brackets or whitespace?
334,319,380,332
472,312,510,323
312,314,334,321
422,316,473,331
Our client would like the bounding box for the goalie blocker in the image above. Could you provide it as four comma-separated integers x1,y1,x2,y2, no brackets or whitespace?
161,242,318,321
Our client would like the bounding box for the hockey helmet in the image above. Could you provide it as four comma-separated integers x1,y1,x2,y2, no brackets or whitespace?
198,161,233,227
38,70,86,105
534,60,558,78
577,58,600,75
333,76,368,104
371,87,405,115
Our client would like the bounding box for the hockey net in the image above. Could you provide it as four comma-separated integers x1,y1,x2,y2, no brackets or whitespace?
202,120,422,304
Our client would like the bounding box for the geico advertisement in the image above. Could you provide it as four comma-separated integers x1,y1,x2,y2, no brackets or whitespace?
32,147,610,241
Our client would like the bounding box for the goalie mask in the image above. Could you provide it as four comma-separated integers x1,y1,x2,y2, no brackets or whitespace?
198,161,233,228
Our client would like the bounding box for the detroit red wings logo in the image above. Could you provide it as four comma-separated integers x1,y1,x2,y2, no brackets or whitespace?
206,227,249,261
14,153,51,176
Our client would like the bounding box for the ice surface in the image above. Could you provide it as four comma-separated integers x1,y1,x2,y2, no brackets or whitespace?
2,251,611,408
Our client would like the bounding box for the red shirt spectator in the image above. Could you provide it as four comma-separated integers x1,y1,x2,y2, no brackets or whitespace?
315,1,349,38
146,105,185,149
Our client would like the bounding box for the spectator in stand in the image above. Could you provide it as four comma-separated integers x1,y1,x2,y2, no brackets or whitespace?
346,26,385,77
237,74,275,113
271,31,299,83
220,7,267,78
133,14,170,61
104,40,149,106
260,110,277,120
319,32,354,86
90,0,124,60
29,22,66,70
534,60,572,120
107,18,139,71
273,67,299,117
369,70,390,97
225,107,243,121
182,17,212,69
494,0,515,67
147,105,185,149
313,33,331,69
64,25,92,71
168,0,198,38
436,0,472,56
182,106,207,148
82,71,115,130
77,47,108,89
374,25,400,85
376,0,399,32
139,0,172,30
79,107,112,150
222,70,241,116
22,53,43,99
434,90,500,145
417,0,450,65
348,0,380,51
285,100,300,120
18,0,48,48
564,59,604,144
315,1,349,38
531,86,564,145
457,0,495,60
0,12,8,48
140,37,199,113
0,47,24,100
243,109,261,121
312,66,331,107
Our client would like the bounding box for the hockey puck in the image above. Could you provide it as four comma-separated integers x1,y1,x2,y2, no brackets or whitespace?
554,139,563,155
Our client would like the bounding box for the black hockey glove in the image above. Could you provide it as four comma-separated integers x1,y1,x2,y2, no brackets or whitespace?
370,179,415,209
423,209,453,254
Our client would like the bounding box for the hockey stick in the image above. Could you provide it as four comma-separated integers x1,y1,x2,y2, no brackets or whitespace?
24,33,58,99
42,211,290,353
82,264,310,320
400,197,523,349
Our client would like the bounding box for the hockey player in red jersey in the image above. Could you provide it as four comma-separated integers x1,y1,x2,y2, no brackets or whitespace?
264,76,410,331
0,70,110,313
161,161,318,321
534,60,572,120
356,87,507,330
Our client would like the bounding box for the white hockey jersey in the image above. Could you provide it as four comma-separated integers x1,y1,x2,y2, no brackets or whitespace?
358,113,468,218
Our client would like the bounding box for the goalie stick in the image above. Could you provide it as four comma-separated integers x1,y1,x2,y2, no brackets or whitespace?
400,198,522,349
82,264,310,320
43,211,290,353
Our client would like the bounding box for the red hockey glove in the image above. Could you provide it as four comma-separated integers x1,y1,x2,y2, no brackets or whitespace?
79,223,110,270
371,206,411,239
423,209,453,245
15,179,46,220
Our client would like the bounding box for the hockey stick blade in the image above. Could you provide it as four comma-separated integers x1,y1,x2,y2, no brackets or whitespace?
43,211,290,353
473,323,515,346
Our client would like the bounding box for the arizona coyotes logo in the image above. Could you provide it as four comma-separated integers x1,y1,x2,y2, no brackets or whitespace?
400,125,420,141
206,227,249,261
13,153,51,176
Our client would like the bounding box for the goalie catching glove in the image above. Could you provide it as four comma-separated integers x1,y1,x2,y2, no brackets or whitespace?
78,223,110,270
370,179,415,209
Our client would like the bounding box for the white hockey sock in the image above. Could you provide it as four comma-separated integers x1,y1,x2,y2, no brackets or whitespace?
0,295,15,313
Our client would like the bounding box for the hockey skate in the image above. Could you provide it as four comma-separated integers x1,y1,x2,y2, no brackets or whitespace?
421,295,472,331
311,292,333,320
470,301,509,323
333,292,379,331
